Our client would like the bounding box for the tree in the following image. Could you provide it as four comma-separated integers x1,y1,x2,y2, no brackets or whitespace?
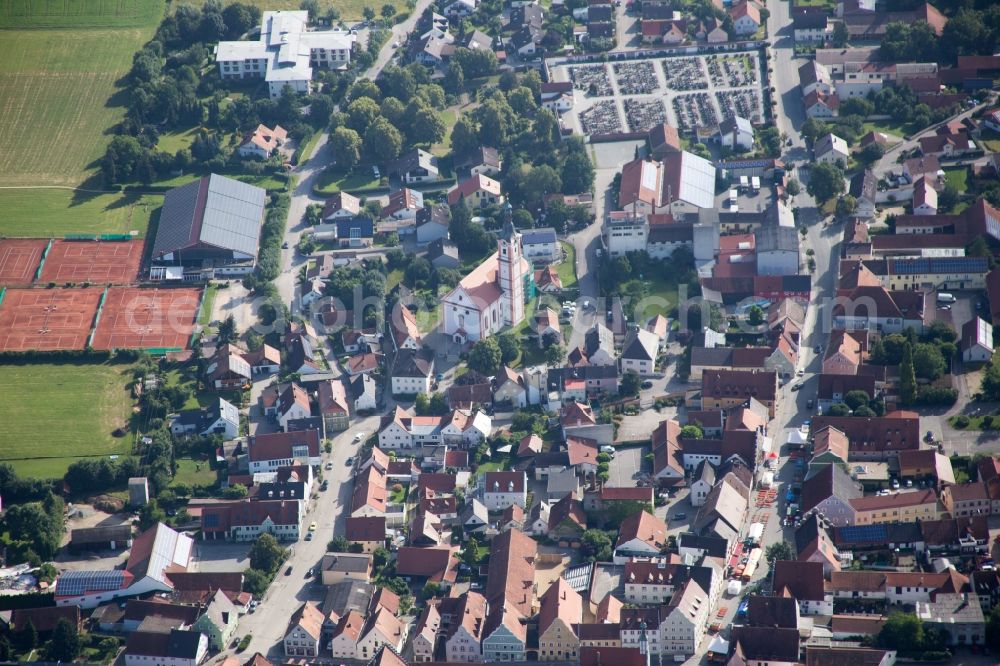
423,581,443,599
680,424,704,439
326,535,349,552
450,116,478,156
461,536,481,567
15,620,37,652
222,483,248,499
222,4,262,39
835,194,858,218
381,3,396,17
827,403,851,416
545,342,566,366
877,612,925,651
913,342,946,381
938,182,960,212
468,338,503,376
363,6,376,20
217,314,237,343
581,529,613,561
347,96,380,134
900,342,917,405
330,127,362,170
786,179,801,197
844,390,872,411
444,61,465,94
765,541,794,566
747,305,764,326
363,118,403,163
249,533,286,574
0,635,11,662
138,498,166,530
406,100,446,145
47,618,81,662
807,162,845,202
561,151,595,195
373,546,390,569
987,605,1000,653
242,568,270,596
859,142,884,165
620,370,641,396
831,21,849,47
498,333,520,365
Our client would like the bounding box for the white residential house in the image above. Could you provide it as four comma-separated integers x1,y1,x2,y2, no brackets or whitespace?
521,227,559,262
620,328,659,376
718,116,754,152
815,133,849,165
482,472,528,511
356,607,406,661
283,601,324,658
962,317,994,363
389,350,433,396
330,611,365,661
169,398,240,440
441,409,492,448
660,579,711,656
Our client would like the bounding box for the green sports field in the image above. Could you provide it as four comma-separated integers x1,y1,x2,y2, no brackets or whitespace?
0,189,161,238
0,362,136,479
0,0,164,28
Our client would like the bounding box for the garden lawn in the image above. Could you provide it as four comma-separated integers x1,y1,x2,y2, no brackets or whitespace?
861,120,909,141
314,168,381,195
430,108,458,156
0,23,159,186
0,361,135,479
157,127,201,154
171,457,217,488
556,241,578,291
199,284,219,327
944,167,968,193
638,274,678,319
980,130,1000,153
0,189,160,237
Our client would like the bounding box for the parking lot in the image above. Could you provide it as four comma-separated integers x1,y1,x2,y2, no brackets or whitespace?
549,49,767,136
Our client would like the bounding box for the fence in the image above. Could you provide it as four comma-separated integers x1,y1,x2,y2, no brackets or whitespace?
87,287,109,349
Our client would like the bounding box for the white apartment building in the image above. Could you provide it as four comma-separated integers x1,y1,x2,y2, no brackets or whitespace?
216,11,356,98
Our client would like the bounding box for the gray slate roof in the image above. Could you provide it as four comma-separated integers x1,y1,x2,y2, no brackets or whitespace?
152,174,267,260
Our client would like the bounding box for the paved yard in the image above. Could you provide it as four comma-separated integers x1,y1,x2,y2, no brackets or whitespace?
190,541,252,573
617,406,675,442
607,444,648,487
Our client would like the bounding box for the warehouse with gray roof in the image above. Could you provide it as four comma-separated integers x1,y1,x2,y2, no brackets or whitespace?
150,173,267,279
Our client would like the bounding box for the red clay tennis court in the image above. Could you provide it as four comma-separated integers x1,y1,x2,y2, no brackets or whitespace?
0,239,47,286
0,288,101,351
40,240,144,285
91,287,202,350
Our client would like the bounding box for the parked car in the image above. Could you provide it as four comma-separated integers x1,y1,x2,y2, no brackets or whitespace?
641,380,653,389
285,566,293,576
346,456,355,467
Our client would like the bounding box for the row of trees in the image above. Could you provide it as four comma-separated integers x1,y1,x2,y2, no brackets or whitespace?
242,533,290,596
880,8,1000,65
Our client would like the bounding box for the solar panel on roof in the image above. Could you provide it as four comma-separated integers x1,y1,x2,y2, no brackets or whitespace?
837,524,887,543
889,257,988,275
56,570,126,596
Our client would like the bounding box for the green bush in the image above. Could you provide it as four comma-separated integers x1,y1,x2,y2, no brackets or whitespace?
237,635,252,652
952,415,970,429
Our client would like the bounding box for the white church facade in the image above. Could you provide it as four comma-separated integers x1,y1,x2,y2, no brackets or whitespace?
442,217,532,344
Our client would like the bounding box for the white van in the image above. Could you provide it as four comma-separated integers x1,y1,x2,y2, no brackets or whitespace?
937,293,956,304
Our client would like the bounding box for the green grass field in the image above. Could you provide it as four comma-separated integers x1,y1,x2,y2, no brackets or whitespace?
0,362,136,479
0,189,160,237
314,167,381,195
232,0,386,21
0,26,159,186
0,0,163,28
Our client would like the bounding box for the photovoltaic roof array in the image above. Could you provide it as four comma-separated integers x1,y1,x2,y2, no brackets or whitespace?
56,570,126,596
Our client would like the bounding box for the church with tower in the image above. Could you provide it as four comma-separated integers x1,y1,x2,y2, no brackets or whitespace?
441,206,533,345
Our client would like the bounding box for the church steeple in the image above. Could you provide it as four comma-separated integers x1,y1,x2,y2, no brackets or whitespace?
496,201,524,329
501,201,516,240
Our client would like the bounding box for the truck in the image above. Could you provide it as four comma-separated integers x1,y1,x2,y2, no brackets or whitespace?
937,292,956,303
